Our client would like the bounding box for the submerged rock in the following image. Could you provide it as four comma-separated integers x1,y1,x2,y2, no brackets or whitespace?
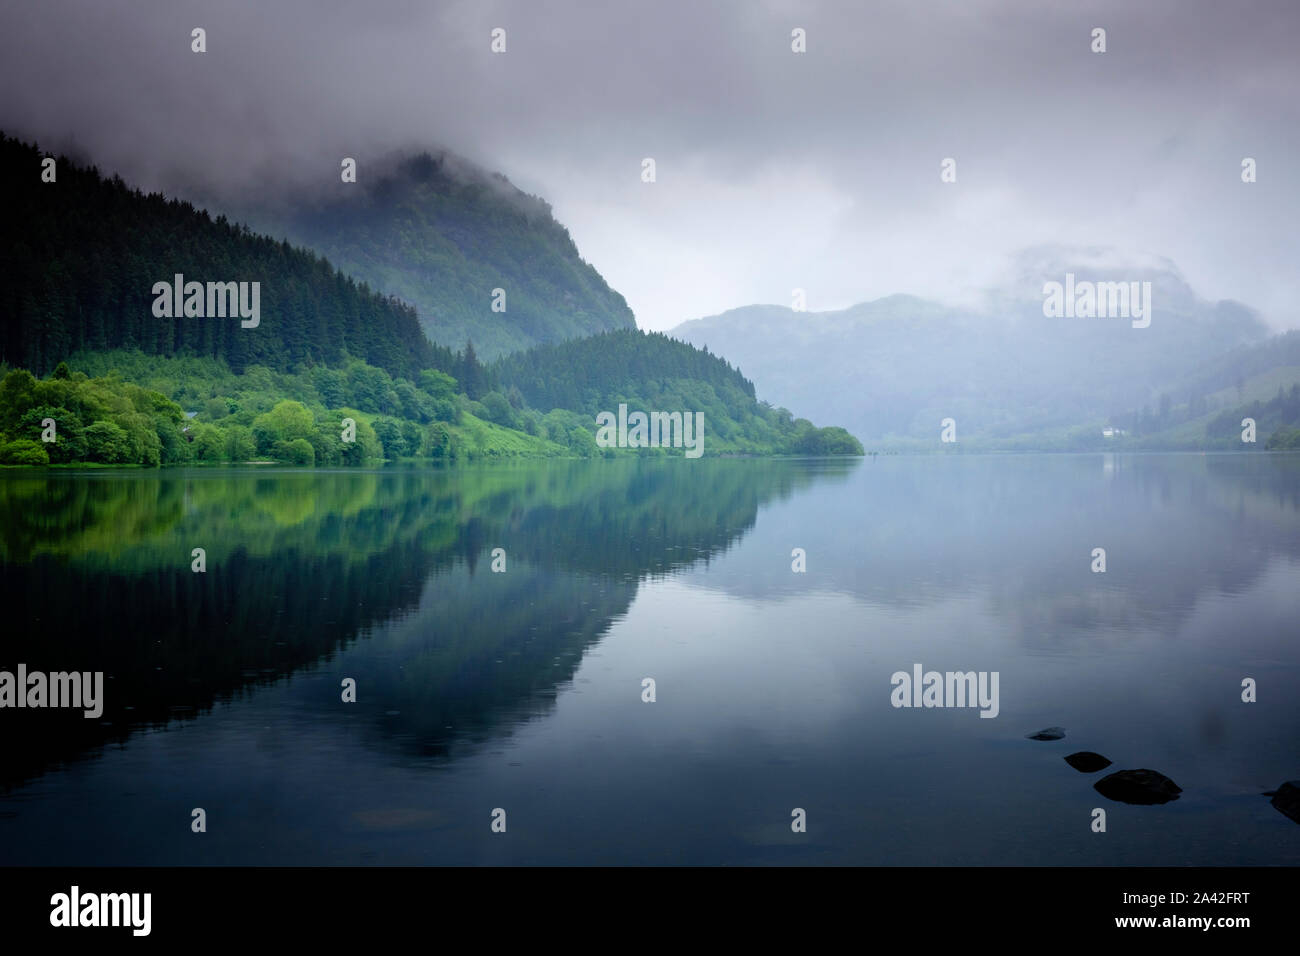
1026,727,1066,741
1065,751,1112,773
1268,781,1300,824
1094,769,1182,805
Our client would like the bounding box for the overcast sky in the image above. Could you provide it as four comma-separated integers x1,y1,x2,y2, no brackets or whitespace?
3,0,1298,330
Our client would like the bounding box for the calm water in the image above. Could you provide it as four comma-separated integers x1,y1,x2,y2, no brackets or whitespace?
1,454,1298,865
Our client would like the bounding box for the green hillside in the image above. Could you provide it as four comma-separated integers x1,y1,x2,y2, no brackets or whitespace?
0,133,862,466
242,150,638,359
494,329,863,456
0,134,449,381
1114,332,1300,450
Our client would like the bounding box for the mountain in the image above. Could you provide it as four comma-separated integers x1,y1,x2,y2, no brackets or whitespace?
237,150,638,359
0,132,862,466
669,248,1274,448
0,133,450,382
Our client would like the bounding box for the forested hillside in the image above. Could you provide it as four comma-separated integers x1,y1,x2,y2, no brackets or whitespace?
1110,330,1300,449
0,334,864,465
242,150,638,359
0,351,556,467
0,134,863,466
494,330,863,456
0,134,449,380
496,329,756,411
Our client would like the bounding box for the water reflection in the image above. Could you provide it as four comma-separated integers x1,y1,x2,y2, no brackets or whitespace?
0,460,843,787
1,454,1298,865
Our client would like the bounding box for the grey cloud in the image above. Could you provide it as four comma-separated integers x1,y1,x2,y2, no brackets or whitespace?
1,0,1296,328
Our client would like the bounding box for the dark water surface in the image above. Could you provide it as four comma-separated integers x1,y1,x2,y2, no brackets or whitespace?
1,454,1297,865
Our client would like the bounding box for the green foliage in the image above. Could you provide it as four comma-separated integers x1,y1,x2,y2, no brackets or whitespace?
425,422,455,459
0,369,37,431
418,369,458,401
192,423,225,461
0,333,862,465
153,413,193,464
276,438,316,466
0,366,186,465
84,421,133,463
252,400,315,452
18,406,85,462
371,417,405,458
568,425,598,458
335,411,382,463
478,391,518,430
790,423,865,456
223,425,257,462
455,341,493,399
0,438,49,465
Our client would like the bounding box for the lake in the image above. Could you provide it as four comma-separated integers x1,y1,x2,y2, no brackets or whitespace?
1,453,1298,865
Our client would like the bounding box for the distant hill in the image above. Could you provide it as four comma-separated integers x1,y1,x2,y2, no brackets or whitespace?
670,249,1274,448
494,329,863,456
1108,330,1300,450
0,133,449,381
239,150,638,359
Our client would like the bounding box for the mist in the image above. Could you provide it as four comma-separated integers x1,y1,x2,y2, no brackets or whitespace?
1,0,1297,329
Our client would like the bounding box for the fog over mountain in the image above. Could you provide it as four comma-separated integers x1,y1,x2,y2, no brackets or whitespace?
227,149,638,359
1,0,1296,331
670,247,1279,446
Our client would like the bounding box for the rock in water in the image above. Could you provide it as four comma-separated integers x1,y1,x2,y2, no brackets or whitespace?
1026,727,1066,741
1269,781,1300,824
1094,769,1182,805
1065,751,1112,773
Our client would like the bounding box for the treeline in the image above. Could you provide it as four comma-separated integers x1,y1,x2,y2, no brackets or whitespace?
0,362,189,466
0,339,865,465
495,328,756,411
1209,383,1300,449
1105,331,1300,443
65,349,590,461
0,354,551,466
494,329,863,456
0,133,451,380
1105,377,1300,450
